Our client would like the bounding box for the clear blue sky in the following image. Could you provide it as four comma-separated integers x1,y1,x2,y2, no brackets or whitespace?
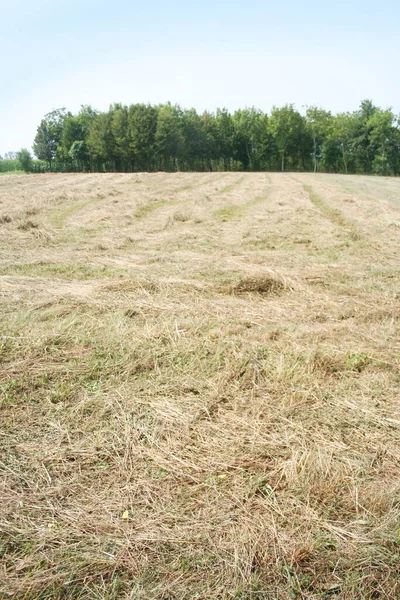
1,0,399,156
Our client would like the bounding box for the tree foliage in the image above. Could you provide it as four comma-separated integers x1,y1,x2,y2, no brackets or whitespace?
16,148,33,172
28,100,400,175
33,109,69,171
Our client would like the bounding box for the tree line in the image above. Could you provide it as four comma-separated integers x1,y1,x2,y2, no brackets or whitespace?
6,99,400,175
0,151,46,174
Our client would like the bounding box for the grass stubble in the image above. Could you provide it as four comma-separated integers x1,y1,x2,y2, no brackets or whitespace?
0,171,399,599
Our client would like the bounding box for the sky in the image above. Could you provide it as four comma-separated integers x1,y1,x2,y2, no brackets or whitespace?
1,0,399,156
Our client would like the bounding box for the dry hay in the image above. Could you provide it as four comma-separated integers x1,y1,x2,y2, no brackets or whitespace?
0,172,400,599
230,275,285,295
16,219,39,230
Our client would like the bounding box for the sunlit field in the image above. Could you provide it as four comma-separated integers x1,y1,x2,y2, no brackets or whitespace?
1,172,399,599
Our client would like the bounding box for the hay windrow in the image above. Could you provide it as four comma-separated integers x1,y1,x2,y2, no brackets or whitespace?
17,219,39,230
229,275,285,295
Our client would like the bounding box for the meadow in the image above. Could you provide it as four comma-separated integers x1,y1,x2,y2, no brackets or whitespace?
0,172,399,599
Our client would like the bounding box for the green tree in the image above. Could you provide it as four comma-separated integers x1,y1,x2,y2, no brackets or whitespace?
60,106,97,171
181,108,210,171
128,104,157,171
215,108,234,170
201,111,218,171
33,109,69,171
324,112,358,174
68,141,89,171
16,148,33,172
351,100,378,174
62,116,85,154
268,105,307,171
110,104,130,171
155,103,184,171
87,112,114,171
367,108,395,175
27,99,400,176
0,158,20,172
306,107,334,172
232,108,266,170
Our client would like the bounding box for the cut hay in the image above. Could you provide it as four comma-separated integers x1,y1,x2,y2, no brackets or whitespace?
0,171,400,599
230,275,285,295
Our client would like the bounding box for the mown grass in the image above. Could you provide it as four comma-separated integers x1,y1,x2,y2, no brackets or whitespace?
51,197,106,228
213,185,271,221
214,175,245,195
1,172,400,599
134,198,170,218
213,204,247,221
301,182,360,236
0,262,123,279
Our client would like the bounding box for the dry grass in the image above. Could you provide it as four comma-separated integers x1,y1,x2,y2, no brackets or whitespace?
228,276,285,296
0,172,400,599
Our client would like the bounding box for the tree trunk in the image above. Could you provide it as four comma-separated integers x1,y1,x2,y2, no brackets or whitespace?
245,142,252,171
341,144,347,174
313,136,317,173
281,151,285,172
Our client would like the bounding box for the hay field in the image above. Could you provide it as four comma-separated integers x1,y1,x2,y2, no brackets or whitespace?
0,172,399,599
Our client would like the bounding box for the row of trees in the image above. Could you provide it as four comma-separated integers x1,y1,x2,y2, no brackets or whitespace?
0,151,46,173
18,100,400,174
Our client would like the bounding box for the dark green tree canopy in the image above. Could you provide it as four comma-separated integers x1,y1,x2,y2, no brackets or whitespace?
16,148,33,173
33,108,69,171
30,100,400,175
